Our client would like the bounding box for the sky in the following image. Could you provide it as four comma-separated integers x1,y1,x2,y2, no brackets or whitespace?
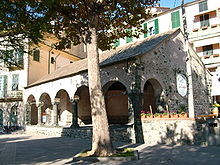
159,0,195,8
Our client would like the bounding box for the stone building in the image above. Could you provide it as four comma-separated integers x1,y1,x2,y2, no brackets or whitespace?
113,0,220,103
24,29,211,142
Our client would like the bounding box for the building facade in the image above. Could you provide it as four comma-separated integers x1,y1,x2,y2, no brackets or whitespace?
0,37,81,129
112,0,219,103
24,30,211,142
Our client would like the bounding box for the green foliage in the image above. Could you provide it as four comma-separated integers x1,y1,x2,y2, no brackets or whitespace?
0,0,158,52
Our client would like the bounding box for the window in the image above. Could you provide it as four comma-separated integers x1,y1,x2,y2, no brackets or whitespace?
33,49,40,62
171,11,180,29
148,21,155,36
12,74,19,91
114,39,120,47
203,45,213,56
200,14,210,27
0,49,23,67
199,1,208,12
126,29,133,43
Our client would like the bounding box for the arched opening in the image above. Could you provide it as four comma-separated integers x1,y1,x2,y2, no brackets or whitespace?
75,85,91,125
27,95,38,125
0,109,3,127
55,89,72,126
103,81,128,124
39,93,52,125
143,79,162,114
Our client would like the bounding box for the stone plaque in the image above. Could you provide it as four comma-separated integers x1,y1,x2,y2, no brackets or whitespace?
176,74,187,97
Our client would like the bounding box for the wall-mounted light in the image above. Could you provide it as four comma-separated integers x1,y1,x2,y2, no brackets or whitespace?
74,95,80,102
54,98,60,103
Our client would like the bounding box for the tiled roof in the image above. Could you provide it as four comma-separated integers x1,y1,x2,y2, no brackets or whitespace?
26,29,179,88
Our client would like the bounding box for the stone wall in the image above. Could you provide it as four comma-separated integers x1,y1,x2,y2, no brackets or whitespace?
0,101,25,128
25,125,133,142
189,47,212,115
26,118,220,146
141,118,197,145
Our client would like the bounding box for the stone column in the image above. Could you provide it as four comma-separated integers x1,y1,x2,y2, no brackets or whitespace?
25,103,31,125
70,99,79,128
52,102,58,126
37,102,43,125
128,62,144,143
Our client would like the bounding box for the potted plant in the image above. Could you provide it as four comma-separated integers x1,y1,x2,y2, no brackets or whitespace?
178,105,188,118
179,112,188,118
146,112,153,118
162,112,170,118
170,110,179,118
154,113,161,118
140,110,146,119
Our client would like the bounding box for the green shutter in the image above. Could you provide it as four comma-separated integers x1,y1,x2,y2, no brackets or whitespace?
18,48,23,65
154,19,159,34
199,1,208,12
3,75,7,97
12,74,19,91
0,110,3,127
33,49,40,61
143,23,148,38
0,76,4,98
126,29,133,43
171,11,180,29
114,39,120,47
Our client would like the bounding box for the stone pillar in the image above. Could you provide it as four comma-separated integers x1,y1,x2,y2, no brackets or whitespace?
37,102,43,125
128,62,144,143
52,102,58,126
25,103,31,125
70,99,79,128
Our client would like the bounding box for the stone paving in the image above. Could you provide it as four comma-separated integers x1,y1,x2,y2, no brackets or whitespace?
1,132,220,165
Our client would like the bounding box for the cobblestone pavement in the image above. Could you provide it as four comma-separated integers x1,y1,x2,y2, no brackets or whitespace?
1,132,220,165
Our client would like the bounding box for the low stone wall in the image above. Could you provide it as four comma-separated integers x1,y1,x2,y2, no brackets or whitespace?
25,125,133,142
141,118,198,145
25,119,220,145
26,125,63,136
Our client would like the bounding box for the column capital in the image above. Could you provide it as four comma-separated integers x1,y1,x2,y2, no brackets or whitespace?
37,101,44,107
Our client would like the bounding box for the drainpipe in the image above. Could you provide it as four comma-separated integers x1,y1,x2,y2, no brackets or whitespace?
48,48,53,74
54,54,60,71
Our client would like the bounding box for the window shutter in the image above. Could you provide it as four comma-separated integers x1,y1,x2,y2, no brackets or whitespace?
126,29,133,43
0,76,4,98
0,109,3,126
3,75,7,97
33,49,40,62
171,11,180,29
12,74,19,91
18,48,24,66
114,39,120,47
143,23,148,38
154,19,159,34
199,1,208,12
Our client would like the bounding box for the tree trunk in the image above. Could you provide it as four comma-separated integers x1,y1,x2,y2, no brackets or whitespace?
87,27,113,156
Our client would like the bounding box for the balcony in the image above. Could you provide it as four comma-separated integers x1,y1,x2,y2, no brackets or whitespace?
189,25,220,41
201,54,220,66
0,90,23,101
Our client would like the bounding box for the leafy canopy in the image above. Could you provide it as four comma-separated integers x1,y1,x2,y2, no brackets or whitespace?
0,0,158,51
